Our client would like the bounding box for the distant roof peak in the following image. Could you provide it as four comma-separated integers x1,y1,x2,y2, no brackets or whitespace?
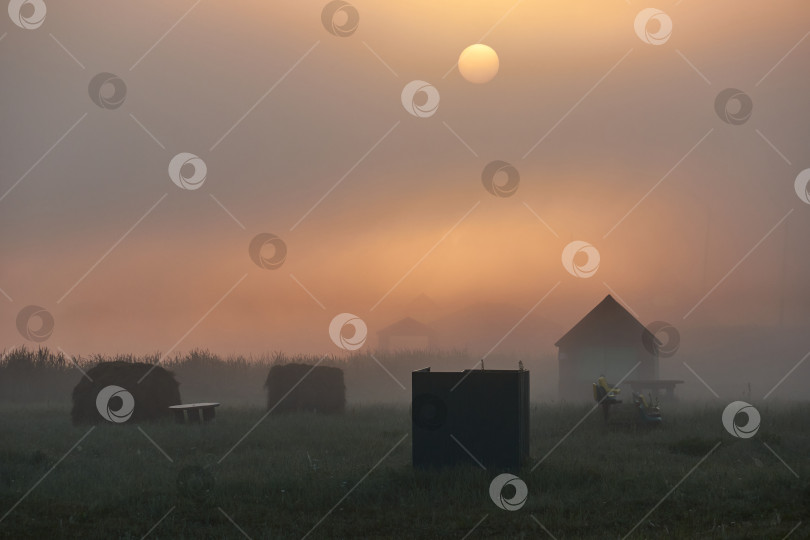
554,294,655,347
377,316,435,336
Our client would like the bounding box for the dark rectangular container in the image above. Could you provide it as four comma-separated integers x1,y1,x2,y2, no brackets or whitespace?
412,367,529,469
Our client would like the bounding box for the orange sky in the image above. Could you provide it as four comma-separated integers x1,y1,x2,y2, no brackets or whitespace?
1,1,809,356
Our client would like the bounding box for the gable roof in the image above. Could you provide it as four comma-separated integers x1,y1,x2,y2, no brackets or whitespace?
554,295,659,348
377,317,435,337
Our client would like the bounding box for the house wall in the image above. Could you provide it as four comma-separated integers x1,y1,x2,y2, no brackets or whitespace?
558,344,658,401
381,335,432,350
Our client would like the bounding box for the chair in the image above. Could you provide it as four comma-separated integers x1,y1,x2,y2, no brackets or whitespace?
632,392,662,425
593,376,622,422
593,376,621,404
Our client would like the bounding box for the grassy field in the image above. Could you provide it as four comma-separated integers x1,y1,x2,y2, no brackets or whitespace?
0,402,807,539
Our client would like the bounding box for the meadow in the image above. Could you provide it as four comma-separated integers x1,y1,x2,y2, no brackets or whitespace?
0,349,808,539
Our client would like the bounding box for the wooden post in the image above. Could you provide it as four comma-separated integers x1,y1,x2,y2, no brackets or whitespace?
202,407,216,423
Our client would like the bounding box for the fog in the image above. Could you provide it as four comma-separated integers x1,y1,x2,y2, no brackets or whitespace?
1,1,809,401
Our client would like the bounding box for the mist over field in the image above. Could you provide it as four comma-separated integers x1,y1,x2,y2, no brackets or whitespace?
2,0,809,538
2,1,810,360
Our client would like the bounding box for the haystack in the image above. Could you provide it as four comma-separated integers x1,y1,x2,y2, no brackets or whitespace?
264,363,345,414
71,361,181,424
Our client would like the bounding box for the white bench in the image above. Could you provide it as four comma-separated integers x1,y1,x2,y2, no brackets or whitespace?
169,403,220,424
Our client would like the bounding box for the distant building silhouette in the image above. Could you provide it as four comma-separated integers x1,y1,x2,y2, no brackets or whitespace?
377,317,437,350
555,295,658,400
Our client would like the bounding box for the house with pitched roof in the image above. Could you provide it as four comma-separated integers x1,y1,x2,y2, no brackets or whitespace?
377,317,437,350
555,295,660,399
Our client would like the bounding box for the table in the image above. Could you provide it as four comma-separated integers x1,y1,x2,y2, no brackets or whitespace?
169,403,220,424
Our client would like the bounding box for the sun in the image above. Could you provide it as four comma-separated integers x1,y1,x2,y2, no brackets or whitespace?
458,44,499,84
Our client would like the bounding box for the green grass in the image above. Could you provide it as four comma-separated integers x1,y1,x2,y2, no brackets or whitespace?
0,403,807,539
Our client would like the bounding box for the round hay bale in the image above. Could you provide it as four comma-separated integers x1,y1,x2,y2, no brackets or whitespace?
71,361,181,424
264,363,345,414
